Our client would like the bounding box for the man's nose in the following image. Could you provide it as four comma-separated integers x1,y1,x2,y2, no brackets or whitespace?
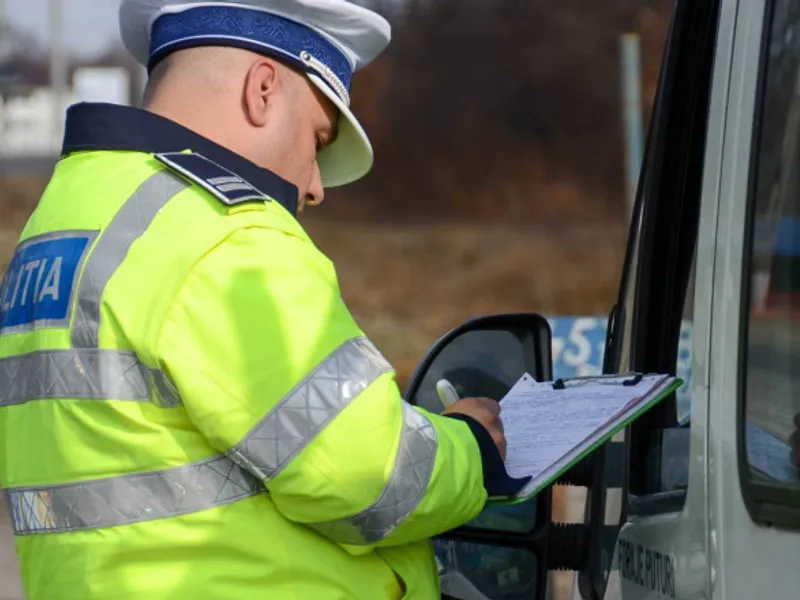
305,161,325,207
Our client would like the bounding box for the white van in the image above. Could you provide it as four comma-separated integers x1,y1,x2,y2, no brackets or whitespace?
404,0,800,598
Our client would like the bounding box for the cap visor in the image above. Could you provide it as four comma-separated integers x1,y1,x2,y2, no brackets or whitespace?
307,73,373,187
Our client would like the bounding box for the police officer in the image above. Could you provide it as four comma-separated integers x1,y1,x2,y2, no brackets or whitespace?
0,1,521,599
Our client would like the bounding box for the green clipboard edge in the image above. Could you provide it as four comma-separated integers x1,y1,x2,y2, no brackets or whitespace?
486,377,685,506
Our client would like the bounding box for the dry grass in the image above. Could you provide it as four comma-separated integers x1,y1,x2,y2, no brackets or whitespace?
305,216,627,384
0,178,48,271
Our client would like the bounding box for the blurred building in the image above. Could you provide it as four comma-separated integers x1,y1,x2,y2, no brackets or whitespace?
0,67,131,157
0,88,75,155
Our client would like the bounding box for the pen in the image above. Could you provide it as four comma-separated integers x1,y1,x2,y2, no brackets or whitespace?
436,378,460,409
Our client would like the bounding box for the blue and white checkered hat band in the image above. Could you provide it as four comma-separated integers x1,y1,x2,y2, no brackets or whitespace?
149,5,353,105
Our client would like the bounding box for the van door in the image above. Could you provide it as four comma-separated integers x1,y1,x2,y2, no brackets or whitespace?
579,0,800,598
572,0,731,598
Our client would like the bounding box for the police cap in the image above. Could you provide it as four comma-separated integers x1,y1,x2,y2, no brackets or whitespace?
119,0,392,187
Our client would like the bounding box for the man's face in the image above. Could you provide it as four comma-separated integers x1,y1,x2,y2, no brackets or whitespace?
259,65,339,213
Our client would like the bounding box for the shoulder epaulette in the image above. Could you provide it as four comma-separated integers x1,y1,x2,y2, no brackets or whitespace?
154,152,271,206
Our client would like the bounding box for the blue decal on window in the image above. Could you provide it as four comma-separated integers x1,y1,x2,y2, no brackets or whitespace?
0,233,93,332
548,316,694,421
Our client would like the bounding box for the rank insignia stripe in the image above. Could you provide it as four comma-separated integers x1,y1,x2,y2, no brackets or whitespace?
155,152,272,206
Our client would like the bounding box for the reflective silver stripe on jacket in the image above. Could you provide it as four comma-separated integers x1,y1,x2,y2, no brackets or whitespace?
307,402,438,545
228,337,393,480
3,169,436,539
6,337,405,534
228,337,439,546
71,170,189,349
5,456,264,535
0,349,157,407
0,171,187,409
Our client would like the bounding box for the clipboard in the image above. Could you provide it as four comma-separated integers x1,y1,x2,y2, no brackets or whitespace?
486,372,684,504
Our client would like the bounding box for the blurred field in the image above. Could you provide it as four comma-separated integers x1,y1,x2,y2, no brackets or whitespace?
307,216,627,384
0,179,44,272
0,178,628,381
0,178,627,599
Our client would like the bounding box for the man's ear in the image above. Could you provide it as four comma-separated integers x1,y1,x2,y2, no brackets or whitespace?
243,58,278,127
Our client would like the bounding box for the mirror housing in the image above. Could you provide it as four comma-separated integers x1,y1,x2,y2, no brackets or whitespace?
405,314,590,600
405,313,553,413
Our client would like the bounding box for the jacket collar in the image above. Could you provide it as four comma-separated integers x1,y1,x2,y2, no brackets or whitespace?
62,102,299,216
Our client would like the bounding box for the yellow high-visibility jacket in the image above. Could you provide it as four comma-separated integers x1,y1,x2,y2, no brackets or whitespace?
0,103,492,600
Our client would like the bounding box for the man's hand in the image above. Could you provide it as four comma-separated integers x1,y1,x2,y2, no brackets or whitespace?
790,412,799,469
443,397,506,460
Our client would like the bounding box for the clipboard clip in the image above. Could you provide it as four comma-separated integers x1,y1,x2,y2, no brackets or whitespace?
552,372,644,390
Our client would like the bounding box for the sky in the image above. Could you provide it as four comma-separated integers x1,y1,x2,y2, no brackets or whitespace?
0,0,406,60
2,0,125,59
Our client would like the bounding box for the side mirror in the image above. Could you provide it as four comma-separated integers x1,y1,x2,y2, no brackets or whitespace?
405,314,585,600
405,313,553,413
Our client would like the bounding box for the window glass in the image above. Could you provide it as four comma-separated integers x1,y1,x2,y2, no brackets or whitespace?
741,0,800,494
437,541,539,600
676,255,696,427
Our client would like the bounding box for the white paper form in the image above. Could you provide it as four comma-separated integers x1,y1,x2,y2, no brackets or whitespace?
497,373,674,496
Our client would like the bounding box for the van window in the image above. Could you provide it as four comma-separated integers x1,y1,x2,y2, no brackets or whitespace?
739,0,800,524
